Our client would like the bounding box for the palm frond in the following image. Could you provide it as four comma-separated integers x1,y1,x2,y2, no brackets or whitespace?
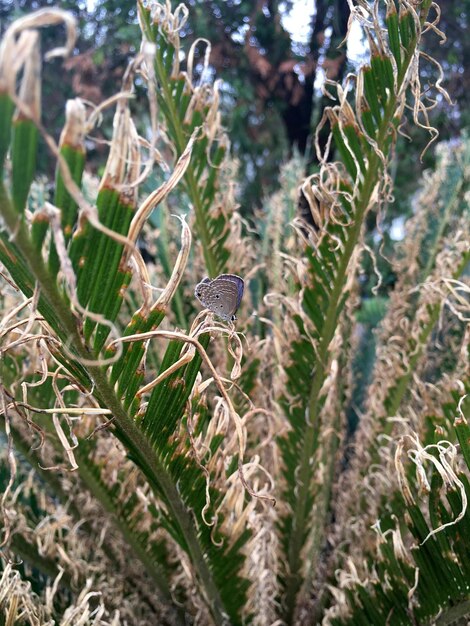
138,1,233,278
276,0,446,619
0,9,252,624
327,391,470,625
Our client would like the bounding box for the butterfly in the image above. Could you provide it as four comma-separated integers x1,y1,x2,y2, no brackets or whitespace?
194,274,245,321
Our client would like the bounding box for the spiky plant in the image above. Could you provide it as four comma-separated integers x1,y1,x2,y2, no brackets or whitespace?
0,1,469,625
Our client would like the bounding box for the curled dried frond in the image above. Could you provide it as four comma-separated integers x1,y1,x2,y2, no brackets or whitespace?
0,9,77,96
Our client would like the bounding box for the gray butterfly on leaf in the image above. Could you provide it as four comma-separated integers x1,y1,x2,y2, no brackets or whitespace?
194,274,245,322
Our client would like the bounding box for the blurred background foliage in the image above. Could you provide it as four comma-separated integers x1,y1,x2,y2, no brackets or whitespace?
1,0,468,305
2,0,468,206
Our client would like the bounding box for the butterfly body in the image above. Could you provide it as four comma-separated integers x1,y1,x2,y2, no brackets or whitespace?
194,274,245,321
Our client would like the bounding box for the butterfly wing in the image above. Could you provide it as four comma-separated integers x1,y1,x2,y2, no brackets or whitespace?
215,274,245,310
194,274,245,321
194,279,212,307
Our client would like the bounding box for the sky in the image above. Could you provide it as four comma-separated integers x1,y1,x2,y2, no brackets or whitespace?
281,0,365,64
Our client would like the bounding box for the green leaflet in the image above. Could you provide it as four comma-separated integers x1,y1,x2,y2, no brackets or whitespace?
139,4,232,278
332,392,470,625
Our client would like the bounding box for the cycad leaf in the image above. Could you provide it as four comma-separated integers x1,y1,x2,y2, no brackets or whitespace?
330,392,470,625
139,3,233,277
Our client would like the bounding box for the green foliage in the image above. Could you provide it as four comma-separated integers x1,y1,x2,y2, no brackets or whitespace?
0,2,469,626
332,394,470,626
